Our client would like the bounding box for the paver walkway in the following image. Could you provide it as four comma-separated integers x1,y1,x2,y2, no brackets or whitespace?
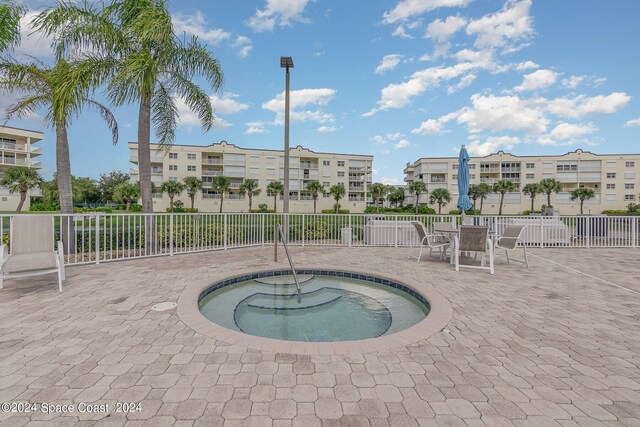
0,246,639,426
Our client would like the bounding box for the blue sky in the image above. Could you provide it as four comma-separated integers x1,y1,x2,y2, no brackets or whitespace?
6,0,640,184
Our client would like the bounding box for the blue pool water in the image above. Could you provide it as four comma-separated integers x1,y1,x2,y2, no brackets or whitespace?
198,271,430,342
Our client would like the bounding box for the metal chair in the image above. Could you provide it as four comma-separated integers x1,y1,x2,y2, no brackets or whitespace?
495,225,529,268
409,221,450,262
453,225,494,274
0,216,65,292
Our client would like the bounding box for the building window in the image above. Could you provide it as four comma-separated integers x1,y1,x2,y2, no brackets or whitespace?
266,168,275,175
169,177,177,182
337,171,345,177
606,183,616,189
526,163,535,169
169,153,178,159
526,173,535,179
452,174,457,180
606,161,616,168
606,173,616,178
266,156,276,164
323,182,330,188
250,156,259,163
625,161,635,167
469,164,476,169
543,162,552,169
323,192,331,198
624,194,636,201
169,165,178,171
470,174,475,179
625,183,635,189
187,153,196,160
322,171,330,177
556,163,577,172
250,168,259,174
187,165,196,172
338,182,344,187
323,160,330,166
452,164,458,170
337,161,345,167
606,194,616,201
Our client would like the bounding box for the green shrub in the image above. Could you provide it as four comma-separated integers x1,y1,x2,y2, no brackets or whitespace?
30,201,58,211
448,209,480,215
601,209,640,215
129,204,143,212
166,207,199,213
74,207,113,214
364,205,436,215
521,210,542,215
321,209,350,214
258,203,269,212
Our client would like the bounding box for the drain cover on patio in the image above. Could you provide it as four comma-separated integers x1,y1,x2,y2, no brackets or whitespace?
151,302,177,311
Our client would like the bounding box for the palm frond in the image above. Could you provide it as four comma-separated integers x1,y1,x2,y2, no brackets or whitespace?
3,95,50,126
152,82,177,147
0,0,26,51
165,71,213,131
163,36,223,90
85,99,119,145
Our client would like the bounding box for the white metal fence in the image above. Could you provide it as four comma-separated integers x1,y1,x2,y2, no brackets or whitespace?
1,213,638,266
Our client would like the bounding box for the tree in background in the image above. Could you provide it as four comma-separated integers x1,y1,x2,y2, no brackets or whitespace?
0,0,25,51
493,180,516,215
368,182,387,213
387,187,405,208
212,175,230,213
538,178,563,208
183,176,202,210
35,0,223,214
98,171,130,203
267,181,284,213
238,178,260,212
473,183,492,214
161,180,185,212
0,166,43,213
429,188,451,214
113,182,140,212
522,183,541,212
304,180,323,213
408,180,427,215
329,185,346,214
570,188,596,215
73,177,100,205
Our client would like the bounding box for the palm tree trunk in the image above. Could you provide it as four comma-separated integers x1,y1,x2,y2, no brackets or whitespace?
219,193,224,213
580,199,584,215
126,201,131,212
169,195,174,212
438,203,442,214
190,195,195,210
16,191,26,213
249,194,252,212
531,196,534,212
499,193,505,215
414,193,419,215
138,94,153,213
56,122,75,254
547,193,552,207
480,198,484,214
472,198,477,211
273,195,277,213
313,196,317,214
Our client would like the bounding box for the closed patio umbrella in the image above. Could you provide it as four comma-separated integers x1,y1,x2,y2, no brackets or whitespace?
457,144,473,214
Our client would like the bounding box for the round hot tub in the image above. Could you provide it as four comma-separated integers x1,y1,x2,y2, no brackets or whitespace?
198,269,430,342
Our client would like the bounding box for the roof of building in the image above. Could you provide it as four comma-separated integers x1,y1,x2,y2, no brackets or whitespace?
410,148,640,164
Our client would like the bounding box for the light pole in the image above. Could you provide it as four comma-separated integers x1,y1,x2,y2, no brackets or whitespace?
280,56,294,214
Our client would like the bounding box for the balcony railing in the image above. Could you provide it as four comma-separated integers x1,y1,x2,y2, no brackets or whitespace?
202,170,222,176
0,142,25,151
202,193,221,199
203,158,222,164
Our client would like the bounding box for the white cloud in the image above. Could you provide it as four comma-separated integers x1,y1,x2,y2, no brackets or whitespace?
15,12,54,57
233,36,253,58
546,92,631,119
466,136,520,156
245,121,268,134
211,92,249,115
625,117,640,127
561,75,585,89
375,54,404,74
391,25,413,39
371,133,404,144
394,139,412,149
426,15,467,42
176,97,232,129
412,119,445,135
262,88,336,124
456,94,549,134
514,69,557,92
317,125,337,133
383,0,471,24
372,135,387,145
380,176,403,185
548,122,597,140
173,12,253,58
247,0,311,32
447,73,476,94
514,60,539,70
466,0,534,51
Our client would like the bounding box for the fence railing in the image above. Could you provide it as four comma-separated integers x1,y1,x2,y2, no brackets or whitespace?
1,213,637,266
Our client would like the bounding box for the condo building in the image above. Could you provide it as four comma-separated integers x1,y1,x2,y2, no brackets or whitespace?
404,149,640,215
128,141,373,212
0,126,44,211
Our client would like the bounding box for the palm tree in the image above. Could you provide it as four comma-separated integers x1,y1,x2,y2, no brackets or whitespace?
113,182,140,212
538,178,563,208
570,188,595,215
0,166,43,213
182,176,202,211
493,180,516,215
212,175,230,213
369,182,386,213
522,183,541,212
0,0,25,51
388,187,405,208
35,0,223,214
408,180,427,215
329,184,346,214
468,184,479,212
304,180,323,213
429,188,451,215
161,180,185,212
474,183,492,214
239,179,261,212
0,58,118,253
267,181,284,213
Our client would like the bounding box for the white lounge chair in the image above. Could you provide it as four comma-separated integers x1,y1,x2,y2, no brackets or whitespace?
0,215,65,292
454,225,494,274
495,225,529,268
409,221,450,262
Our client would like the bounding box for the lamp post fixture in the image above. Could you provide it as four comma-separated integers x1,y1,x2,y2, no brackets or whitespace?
280,56,294,214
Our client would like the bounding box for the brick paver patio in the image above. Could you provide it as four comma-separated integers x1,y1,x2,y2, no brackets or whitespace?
0,246,639,426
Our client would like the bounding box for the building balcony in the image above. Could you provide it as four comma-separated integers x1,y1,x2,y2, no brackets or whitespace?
230,183,242,189
480,178,498,184
202,170,222,176
227,193,245,200
349,186,364,192
203,158,222,165
430,178,446,183
202,193,221,199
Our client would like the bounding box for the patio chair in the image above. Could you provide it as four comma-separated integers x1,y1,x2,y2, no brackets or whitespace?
453,225,494,274
432,221,456,232
409,221,450,262
495,225,529,268
0,215,65,292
